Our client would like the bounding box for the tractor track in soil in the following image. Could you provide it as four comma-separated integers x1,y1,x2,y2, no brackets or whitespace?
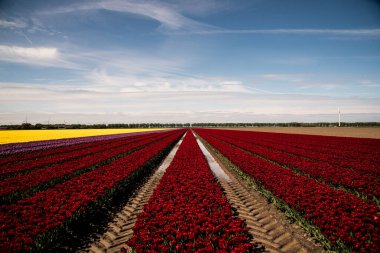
80,133,186,253
195,133,324,253
82,131,324,253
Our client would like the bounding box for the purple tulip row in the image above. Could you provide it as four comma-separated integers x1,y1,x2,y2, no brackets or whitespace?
0,130,169,156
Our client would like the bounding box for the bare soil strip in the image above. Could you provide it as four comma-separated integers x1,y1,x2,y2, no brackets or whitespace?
195,133,323,253
81,133,186,253
220,127,380,139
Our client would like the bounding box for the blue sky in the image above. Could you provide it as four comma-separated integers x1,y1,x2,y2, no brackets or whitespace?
0,0,380,123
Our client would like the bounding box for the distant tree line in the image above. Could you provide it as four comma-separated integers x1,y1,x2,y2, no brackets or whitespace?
0,122,379,130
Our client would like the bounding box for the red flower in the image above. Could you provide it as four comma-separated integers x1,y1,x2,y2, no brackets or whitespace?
127,132,256,252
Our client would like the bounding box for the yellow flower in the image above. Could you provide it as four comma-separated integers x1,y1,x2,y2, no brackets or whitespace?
0,129,164,144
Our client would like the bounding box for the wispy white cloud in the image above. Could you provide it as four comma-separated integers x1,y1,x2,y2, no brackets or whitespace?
257,73,351,92
0,42,251,94
27,17,56,34
37,1,380,38
257,73,356,93
258,73,305,82
173,0,231,16
266,57,316,66
18,31,34,45
0,45,82,69
296,82,339,91
76,49,186,76
97,0,192,30
1,82,379,123
0,19,27,29
358,80,380,88
85,68,249,93
47,0,214,32
0,45,58,61
190,28,380,37
42,45,250,93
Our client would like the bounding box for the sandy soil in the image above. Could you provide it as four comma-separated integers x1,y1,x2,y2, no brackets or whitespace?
219,127,380,139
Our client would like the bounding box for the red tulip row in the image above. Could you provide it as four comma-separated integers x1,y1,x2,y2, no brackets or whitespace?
0,131,174,200
0,129,184,251
252,130,380,155
127,132,256,253
216,129,380,163
195,129,379,253
202,130,379,199
210,129,379,175
0,139,100,166
240,134,379,176
0,132,160,177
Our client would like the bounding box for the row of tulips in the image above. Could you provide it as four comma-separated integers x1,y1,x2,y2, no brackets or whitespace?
195,129,379,253
127,132,256,253
211,129,379,175
220,130,380,163
0,132,161,177
0,130,168,156
0,129,184,251
0,138,103,166
239,133,379,176
202,129,379,199
0,131,175,203
251,130,380,154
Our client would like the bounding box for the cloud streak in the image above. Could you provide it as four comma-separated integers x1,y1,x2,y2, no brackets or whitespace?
38,1,380,38
0,19,27,29
0,45,84,69
186,28,380,37
358,80,380,88
45,0,380,37
258,73,305,82
1,82,379,110
84,68,250,93
47,0,214,32
0,45,58,60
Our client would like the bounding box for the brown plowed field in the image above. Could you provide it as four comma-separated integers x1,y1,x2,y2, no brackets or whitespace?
219,127,380,139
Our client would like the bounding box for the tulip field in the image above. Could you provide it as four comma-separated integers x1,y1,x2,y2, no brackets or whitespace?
0,128,379,252
194,128,380,253
127,132,255,252
0,129,184,251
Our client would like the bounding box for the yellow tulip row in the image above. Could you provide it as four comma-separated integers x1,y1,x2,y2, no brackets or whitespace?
0,129,164,144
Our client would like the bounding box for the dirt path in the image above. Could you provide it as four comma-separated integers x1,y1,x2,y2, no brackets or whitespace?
81,133,186,253
195,133,323,253
220,127,380,139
